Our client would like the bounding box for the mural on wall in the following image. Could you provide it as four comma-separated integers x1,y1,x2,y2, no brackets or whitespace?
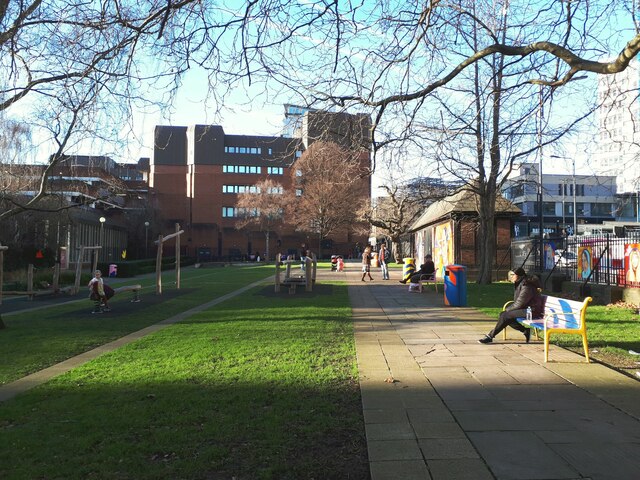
543,241,556,270
433,221,454,272
577,246,592,280
415,229,425,266
625,243,640,285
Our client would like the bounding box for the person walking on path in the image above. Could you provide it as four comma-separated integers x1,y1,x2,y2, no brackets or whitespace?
361,245,374,282
478,267,543,344
379,241,390,280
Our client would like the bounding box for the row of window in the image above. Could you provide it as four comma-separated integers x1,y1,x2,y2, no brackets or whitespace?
221,207,284,218
528,202,613,216
222,207,258,217
225,146,273,155
222,185,284,194
222,165,285,175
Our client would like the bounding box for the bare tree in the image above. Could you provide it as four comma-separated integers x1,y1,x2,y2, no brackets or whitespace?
287,141,368,257
235,179,287,261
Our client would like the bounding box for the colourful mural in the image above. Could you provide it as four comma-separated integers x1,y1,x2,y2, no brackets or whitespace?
433,221,454,272
577,246,592,280
625,244,640,285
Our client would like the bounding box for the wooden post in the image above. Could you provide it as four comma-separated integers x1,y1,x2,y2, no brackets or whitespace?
0,245,7,307
0,246,5,328
153,229,184,295
285,261,291,280
305,257,312,292
175,223,181,289
73,246,101,295
52,263,60,293
91,247,99,274
27,264,34,300
156,234,163,295
311,253,317,284
275,253,281,292
74,246,85,295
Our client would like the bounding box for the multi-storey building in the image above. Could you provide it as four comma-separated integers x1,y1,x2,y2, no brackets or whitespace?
502,163,617,237
149,110,372,260
594,60,640,194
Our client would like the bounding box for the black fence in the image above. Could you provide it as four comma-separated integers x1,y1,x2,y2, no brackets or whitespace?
511,232,640,288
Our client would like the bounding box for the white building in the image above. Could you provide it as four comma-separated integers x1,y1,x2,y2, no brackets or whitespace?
594,60,640,193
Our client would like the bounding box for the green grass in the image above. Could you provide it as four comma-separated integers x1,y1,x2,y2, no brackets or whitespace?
0,265,274,385
0,278,367,479
467,282,640,366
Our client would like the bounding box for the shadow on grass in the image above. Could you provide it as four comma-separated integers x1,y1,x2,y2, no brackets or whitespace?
256,283,339,298
44,288,198,320
0,380,369,480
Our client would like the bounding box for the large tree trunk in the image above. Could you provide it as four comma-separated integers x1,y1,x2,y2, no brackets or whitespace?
0,314,5,329
264,230,270,261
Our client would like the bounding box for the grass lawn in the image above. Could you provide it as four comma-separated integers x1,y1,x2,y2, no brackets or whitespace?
467,282,640,372
0,266,276,385
0,269,368,479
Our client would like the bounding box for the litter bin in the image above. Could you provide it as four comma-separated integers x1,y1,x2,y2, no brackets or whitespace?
402,258,416,283
444,264,467,306
108,264,118,277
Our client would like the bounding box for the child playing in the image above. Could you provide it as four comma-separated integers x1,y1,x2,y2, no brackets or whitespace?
88,270,113,313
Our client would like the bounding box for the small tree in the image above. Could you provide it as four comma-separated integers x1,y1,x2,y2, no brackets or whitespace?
235,179,287,261
288,141,369,257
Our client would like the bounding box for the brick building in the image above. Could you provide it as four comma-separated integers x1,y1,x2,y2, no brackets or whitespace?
409,187,521,281
149,110,372,260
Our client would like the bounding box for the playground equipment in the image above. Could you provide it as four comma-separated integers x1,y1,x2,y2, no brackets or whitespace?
153,223,184,295
73,246,102,295
274,253,317,293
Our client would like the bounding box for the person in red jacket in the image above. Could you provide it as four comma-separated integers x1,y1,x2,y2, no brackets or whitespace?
478,268,543,344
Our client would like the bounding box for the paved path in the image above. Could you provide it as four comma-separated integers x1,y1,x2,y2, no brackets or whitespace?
346,267,640,480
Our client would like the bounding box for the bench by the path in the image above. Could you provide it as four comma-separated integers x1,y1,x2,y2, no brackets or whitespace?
503,294,592,362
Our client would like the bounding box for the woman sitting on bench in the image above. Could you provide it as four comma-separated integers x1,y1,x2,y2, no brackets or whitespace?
478,268,543,344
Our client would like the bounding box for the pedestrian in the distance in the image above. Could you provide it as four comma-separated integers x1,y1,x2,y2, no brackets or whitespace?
379,241,390,280
361,245,374,281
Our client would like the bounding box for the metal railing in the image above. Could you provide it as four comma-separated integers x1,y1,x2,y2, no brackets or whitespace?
511,232,640,288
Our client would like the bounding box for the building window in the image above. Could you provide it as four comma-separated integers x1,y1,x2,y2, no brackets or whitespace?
225,146,263,155
223,185,261,194
543,202,556,215
591,203,613,216
295,188,303,196
295,150,303,158
222,165,262,174
267,166,283,175
222,207,235,217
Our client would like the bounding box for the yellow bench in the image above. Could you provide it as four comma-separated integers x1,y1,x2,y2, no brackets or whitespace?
502,295,592,363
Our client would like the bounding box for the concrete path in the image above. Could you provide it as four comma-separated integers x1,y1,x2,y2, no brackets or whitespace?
346,267,640,480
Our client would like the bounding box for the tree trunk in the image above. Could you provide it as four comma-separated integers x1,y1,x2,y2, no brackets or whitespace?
264,230,270,261
0,314,5,329
477,182,498,284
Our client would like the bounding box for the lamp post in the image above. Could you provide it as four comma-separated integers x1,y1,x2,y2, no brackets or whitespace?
144,221,150,258
99,216,106,261
572,159,577,236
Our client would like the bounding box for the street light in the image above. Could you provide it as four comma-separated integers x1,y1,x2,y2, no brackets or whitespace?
144,221,150,258
99,216,106,261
